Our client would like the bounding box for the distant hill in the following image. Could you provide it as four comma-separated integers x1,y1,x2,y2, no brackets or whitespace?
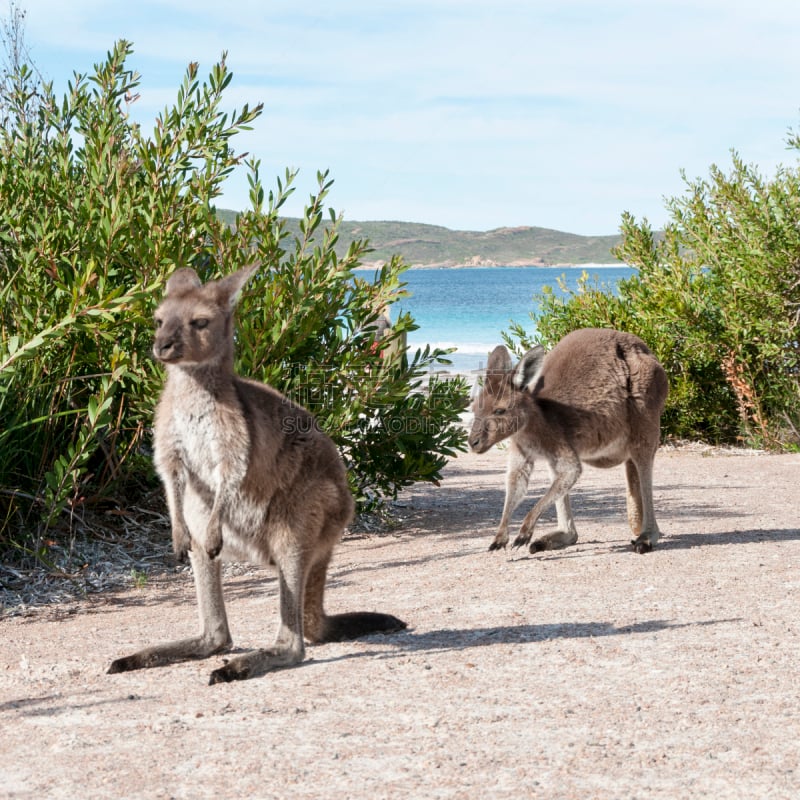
216,211,623,267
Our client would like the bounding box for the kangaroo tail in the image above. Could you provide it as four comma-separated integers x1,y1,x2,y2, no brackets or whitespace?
316,611,407,643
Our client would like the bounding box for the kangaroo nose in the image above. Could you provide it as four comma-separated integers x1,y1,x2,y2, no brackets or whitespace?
153,337,175,359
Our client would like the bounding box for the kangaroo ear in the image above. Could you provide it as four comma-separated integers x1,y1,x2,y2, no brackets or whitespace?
216,263,260,309
512,345,546,390
486,345,513,375
165,268,201,296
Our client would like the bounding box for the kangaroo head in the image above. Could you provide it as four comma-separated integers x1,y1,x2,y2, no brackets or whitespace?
469,343,546,453
153,265,258,367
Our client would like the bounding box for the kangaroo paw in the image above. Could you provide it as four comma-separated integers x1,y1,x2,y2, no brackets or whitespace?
631,536,654,554
172,530,192,561
488,539,508,552
512,533,532,549
173,543,191,564
203,516,224,560
206,540,223,560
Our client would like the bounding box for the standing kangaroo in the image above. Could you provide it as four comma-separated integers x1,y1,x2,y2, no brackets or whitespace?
108,265,406,684
469,328,668,555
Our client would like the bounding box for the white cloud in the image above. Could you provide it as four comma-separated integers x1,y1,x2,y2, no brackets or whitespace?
17,0,800,232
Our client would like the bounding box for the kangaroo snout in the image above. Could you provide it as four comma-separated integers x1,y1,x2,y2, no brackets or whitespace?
153,318,186,362
468,427,490,453
153,336,179,362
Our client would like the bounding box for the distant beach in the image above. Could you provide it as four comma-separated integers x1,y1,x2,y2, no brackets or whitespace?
359,260,626,271
358,265,635,373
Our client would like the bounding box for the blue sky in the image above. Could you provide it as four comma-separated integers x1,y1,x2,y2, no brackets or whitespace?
18,0,800,235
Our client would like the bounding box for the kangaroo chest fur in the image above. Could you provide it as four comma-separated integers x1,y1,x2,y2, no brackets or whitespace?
164,379,248,477
154,369,262,536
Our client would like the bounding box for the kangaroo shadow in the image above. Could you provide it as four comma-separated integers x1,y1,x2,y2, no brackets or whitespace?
0,689,154,718
309,616,741,663
398,477,754,534
396,475,797,552
523,525,800,560
656,527,800,550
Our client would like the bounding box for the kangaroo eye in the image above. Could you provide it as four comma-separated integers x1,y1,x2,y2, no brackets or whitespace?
493,407,507,416
154,317,163,329
191,318,209,330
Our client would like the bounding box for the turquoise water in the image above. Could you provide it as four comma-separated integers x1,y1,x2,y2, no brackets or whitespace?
359,265,635,372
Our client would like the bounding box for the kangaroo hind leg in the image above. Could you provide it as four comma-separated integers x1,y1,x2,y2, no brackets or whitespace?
626,453,661,554
108,548,232,673
208,539,308,684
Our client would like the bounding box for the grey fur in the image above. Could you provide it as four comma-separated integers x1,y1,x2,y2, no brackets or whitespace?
469,328,668,555
108,266,405,684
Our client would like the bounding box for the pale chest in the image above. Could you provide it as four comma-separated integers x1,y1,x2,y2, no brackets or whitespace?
154,388,250,488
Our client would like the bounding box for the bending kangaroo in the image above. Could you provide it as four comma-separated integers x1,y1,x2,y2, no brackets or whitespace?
469,328,668,555
108,265,406,684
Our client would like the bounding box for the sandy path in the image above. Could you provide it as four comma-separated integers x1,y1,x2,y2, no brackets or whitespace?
1,445,799,799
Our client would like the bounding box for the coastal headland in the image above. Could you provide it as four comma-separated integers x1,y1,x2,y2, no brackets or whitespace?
217,211,624,268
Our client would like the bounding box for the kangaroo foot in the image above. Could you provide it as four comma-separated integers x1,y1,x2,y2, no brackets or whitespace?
209,659,251,684
631,535,654,554
526,530,579,554
208,645,305,684
107,651,175,673
108,633,232,675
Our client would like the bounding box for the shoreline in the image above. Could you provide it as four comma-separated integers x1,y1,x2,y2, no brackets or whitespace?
355,261,626,271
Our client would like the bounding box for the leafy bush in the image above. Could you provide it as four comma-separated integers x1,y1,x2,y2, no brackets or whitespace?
0,39,467,558
506,149,800,448
224,169,468,507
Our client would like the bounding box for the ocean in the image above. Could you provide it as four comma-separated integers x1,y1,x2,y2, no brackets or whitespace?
359,265,635,373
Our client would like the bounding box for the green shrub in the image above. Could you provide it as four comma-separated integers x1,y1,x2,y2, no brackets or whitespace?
222,168,468,507
0,40,467,557
505,149,800,448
